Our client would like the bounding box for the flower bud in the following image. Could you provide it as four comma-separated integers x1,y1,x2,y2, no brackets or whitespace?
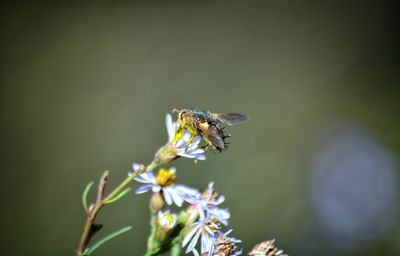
150,192,165,213
154,143,178,166
154,210,178,243
177,204,200,227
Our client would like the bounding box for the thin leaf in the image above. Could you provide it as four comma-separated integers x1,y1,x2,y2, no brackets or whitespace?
103,187,132,205
85,226,132,255
82,248,90,256
82,181,95,212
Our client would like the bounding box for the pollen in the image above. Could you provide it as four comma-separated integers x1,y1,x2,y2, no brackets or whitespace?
155,168,176,187
174,121,199,143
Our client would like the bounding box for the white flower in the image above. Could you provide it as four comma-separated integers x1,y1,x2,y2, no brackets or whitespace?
134,166,199,207
166,113,206,161
187,182,230,225
157,210,177,230
182,213,221,256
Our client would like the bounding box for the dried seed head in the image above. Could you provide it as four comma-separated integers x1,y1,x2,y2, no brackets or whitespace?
212,234,242,256
201,183,219,202
248,240,287,256
204,217,222,235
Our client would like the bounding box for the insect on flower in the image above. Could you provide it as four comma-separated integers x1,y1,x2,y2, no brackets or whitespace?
172,108,248,152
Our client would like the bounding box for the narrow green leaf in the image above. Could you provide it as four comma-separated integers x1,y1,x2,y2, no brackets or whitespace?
86,226,132,255
103,187,132,205
82,181,95,212
82,248,90,256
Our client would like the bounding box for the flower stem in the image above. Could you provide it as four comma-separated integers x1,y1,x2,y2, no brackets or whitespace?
144,212,159,256
76,163,156,256
170,243,181,256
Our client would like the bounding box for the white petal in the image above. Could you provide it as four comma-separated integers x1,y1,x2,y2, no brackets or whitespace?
166,114,175,142
195,154,206,160
135,185,153,194
186,227,201,254
224,229,233,236
146,172,156,180
135,172,155,183
176,130,192,148
182,224,201,247
175,138,185,148
186,142,199,152
187,148,205,155
198,208,206,221
152,185,161,193
132,163,141,171
182,130,191,141
214,195,225,205
163,189,173,205
210,207,230,220
175,185,200,197
135,175,152,184
169,188,183,207
201,235,213,254
178,152,196,159
192,136,201,144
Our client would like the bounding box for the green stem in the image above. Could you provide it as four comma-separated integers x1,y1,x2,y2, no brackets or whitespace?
170,243,181,256
144,212,159,256
77,163,156,256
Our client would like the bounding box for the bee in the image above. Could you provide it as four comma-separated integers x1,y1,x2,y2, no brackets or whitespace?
172,108,248,152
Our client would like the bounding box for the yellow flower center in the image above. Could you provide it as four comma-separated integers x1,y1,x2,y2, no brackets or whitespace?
156,168,176,187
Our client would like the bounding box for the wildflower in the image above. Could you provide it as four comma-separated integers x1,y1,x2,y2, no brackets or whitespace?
182,214,223,256
187,182,230,224
157,210,177,230
134,167,199,207
247,239,287,256
156,210,178,239
210,230,242,256
155,114,206,165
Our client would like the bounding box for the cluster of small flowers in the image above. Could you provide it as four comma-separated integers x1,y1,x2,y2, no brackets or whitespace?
135,169,241,256
131,113,287,256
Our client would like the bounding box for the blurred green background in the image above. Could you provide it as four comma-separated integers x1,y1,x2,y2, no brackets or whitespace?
1,1,400,255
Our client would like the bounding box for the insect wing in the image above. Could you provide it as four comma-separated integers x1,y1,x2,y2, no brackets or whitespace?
213,113,248,125
199,122,225,150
